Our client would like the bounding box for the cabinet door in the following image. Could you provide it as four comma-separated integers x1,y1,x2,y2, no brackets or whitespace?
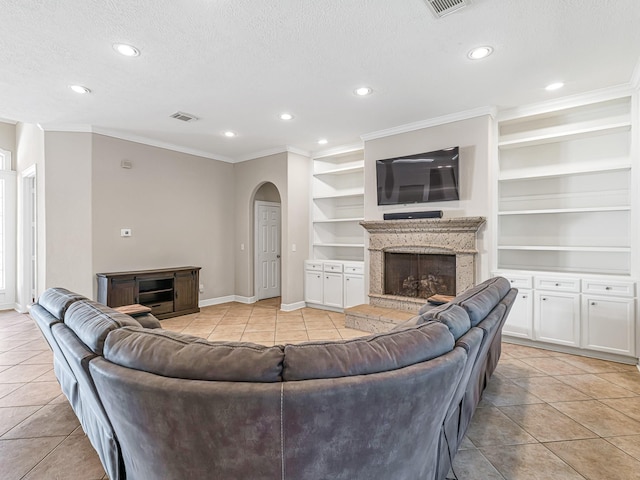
323,272,343,308
582,295,635,356
534,292,580,347
503,290,533,339
174,270,198,312
305,271,324,304
108,278,136,307
343,274,364,309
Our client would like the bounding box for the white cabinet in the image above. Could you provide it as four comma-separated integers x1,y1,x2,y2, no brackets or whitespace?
304,262,324,305
312,148,365,262
581,278,636,356
503,289,533,339
498,271,637,359
582,296,635,356
305,260,364,310
497,96,632,276
323,272,344,308
534,291,581,347
344,274,365,309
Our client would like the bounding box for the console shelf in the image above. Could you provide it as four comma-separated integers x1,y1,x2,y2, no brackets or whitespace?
97,266,201,319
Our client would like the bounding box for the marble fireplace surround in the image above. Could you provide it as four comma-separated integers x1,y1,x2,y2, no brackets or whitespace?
361,217,486,313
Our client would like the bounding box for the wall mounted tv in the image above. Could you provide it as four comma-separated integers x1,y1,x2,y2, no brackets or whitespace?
376,146,459,206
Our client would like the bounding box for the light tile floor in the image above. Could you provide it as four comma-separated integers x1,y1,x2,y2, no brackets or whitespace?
1,298,640,479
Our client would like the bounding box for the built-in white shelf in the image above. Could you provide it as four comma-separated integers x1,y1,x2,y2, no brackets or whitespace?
313,165,364,176
498,121,630,149
498,163,631,181
313,217,364,224
498,206,630,216
498,245,631,253
311,148,365,263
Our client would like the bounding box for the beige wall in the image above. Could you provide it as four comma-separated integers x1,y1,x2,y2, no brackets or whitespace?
232,151,310,307
284,152,311,305
364,115,494,281
43,131,93,296
91,134,236,301
233,152,288,300
0,122,16,162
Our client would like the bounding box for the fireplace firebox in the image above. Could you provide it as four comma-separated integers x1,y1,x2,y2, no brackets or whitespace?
384,253,456,299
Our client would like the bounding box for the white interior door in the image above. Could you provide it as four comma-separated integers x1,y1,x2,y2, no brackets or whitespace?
255,202,281,300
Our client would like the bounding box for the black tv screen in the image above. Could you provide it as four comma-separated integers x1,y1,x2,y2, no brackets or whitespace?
376,147,459,206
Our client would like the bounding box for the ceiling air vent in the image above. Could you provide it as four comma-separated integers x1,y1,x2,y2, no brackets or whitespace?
170,111,198,122
424,0,469,18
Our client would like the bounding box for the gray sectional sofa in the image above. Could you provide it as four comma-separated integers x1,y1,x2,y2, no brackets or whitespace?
31,277,516,480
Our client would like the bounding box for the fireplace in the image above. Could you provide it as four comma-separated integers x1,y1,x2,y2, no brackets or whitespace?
361,217,486,313
384,253,455,298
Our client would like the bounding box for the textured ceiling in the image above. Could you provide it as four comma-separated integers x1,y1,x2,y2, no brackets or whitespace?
1,0,639,162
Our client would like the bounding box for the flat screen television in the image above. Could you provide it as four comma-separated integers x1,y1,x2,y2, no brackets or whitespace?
376,146,459,206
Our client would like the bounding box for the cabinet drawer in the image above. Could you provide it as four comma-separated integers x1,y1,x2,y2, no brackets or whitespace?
323,262,343,273
499,273,533,289
144,301,174,316
343,262,364,274
535,276,580,293
582,279,635,298
305,261,323,272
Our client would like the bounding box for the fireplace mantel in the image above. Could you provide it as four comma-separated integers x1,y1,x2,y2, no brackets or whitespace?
361,216,486,312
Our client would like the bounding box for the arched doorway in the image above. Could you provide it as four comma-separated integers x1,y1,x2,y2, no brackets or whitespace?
253,183,282,300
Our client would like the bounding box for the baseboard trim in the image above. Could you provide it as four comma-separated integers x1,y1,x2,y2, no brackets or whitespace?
280,301,305,312
199,295,236,308
234,295,258,305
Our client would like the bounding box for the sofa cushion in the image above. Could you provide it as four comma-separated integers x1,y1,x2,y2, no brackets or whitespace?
420,304,471,340
65,301,142,355
282,321,455,381
104,327,284,382
38,287,87,320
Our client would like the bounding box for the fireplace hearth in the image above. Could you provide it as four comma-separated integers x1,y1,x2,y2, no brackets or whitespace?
361,217,486,313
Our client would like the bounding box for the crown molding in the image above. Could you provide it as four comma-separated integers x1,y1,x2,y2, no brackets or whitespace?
360,106,496,142
497,84,634,122
234,145,311,163
0,117,18,125
312,142,363,159
38,124,235,163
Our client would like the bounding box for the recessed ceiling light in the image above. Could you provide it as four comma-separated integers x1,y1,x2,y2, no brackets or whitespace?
318,139,328,145
224,131,236,138
69,85,91,94
113,43,140,57
545,82,564,91
354,86,373,96
280,113,294,120
467,46,493,60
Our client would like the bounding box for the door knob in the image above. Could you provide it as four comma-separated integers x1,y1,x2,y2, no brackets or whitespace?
277,255,281,258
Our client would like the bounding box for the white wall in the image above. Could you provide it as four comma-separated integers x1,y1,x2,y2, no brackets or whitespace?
14,123,45,307
91,134,236,302
364,115,494,282
0,122,16,162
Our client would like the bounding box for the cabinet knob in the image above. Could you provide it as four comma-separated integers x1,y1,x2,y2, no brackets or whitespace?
605,286,612,290
522,295,527,299
555,283,560,286
346,278,350,281
542,297,547,301
591,302,597,306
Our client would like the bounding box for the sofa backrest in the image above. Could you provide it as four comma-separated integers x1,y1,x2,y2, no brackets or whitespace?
38,287,87,321
282,321,454,381
104,327,285,382
65,300,142,355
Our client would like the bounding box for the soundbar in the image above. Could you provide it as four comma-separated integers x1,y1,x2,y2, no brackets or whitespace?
383,210,443,220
